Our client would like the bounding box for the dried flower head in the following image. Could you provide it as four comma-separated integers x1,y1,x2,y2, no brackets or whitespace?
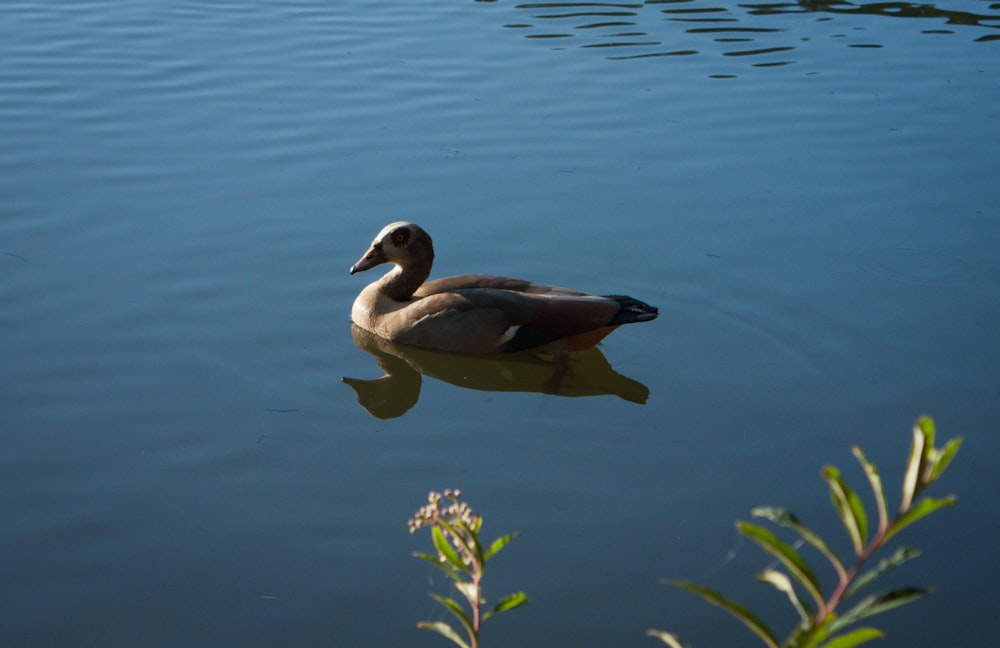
410,487,528,647
408,490,484,566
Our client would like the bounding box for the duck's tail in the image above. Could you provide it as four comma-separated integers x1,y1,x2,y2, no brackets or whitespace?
604,295,659,325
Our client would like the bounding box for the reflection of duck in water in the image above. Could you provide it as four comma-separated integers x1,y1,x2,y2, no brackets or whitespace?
344,324,651,419
348,222,657,355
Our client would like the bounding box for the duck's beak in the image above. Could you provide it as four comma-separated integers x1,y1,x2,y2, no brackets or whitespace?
349,245,387,275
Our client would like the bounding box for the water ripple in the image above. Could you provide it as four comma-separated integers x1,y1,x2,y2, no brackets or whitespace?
493,0,1000,63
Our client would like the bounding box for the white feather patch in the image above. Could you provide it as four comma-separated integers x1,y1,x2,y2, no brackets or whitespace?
498,325,521,344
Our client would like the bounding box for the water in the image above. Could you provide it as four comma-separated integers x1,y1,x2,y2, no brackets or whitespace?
2,1,998,646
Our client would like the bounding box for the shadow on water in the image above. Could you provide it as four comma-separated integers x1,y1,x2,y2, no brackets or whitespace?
479,0,1000,64
343,324,649,419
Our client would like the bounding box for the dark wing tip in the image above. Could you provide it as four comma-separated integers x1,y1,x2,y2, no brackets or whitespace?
605,295,658,325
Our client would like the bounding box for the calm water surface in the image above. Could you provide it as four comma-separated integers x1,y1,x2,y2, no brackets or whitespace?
2,1,998,646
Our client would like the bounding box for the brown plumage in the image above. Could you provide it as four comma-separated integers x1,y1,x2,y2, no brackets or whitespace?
349,222,657,354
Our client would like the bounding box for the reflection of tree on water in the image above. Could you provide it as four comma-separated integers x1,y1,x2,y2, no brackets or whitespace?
778,1,1000,36
343,324,650,419
491,0,1000,62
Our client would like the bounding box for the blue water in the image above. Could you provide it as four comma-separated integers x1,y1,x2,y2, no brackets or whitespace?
2,1,998,646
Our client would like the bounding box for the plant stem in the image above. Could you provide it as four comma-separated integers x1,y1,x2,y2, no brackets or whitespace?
819,504,908,622
471,569,482,648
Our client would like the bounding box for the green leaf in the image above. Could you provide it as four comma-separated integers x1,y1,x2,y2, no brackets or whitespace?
900,420,929,512
427,593,475,638
671,581,780,648
416,620,471,648
817,627,884,648
927,436,963,483
440,518,482,566
482,591,529,620
484,532,518,561
830,587,930,632
845,546,921,598
454,581,479,605
752,507,846,581
866,586,931,615
884,495,957,543
851,446,888,535
413,552,461,580
432,525,469,573
737,521,825,610
464,525,486,568
468,514,483,535
646,629,689,648
916,416,937,448
822,466,869,556
756,569,812,622
789,620,832,648
441,516,485,568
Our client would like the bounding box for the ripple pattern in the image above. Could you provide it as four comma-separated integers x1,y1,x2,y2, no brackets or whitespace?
493,0,1000,63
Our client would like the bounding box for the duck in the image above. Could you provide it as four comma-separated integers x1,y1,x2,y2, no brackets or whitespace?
349,222,658,354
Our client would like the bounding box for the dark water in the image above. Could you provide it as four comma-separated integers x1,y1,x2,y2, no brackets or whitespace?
2,1,998,646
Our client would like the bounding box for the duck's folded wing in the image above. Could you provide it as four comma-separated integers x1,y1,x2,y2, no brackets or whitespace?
391,289,623,354
388,293,514,354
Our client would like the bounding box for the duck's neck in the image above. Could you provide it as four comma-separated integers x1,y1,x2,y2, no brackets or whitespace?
377,261,430,301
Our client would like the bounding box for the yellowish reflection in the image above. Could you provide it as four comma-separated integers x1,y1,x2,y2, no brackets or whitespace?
343,324,650,419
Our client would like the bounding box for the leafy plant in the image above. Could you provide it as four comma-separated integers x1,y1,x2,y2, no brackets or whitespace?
409,489,529,648
649,416,962,648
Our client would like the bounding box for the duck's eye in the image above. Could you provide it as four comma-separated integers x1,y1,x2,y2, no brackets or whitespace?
391,228,411,247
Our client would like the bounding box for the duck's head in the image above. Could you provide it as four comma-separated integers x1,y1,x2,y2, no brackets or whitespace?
349,222,434,275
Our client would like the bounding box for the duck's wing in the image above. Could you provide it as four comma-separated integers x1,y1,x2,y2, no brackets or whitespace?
388,288,627,354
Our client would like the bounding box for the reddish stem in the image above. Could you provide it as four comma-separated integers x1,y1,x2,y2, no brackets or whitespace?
817,507,906,623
